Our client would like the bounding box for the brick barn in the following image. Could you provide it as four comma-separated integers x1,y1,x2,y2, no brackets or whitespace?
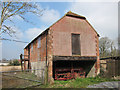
23,11,100,82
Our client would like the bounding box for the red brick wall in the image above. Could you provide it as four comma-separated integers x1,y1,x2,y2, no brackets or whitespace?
24,34,47,62
40,34,47,61
24,48,28,56
47,29,54,83
24,48,28,59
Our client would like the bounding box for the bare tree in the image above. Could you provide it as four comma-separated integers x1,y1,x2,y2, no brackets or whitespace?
110,41,117,57
99,37,111,57
0,1,44,37
99,37,117,58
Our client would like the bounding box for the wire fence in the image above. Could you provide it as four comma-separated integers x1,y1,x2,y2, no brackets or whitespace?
1,68,46,88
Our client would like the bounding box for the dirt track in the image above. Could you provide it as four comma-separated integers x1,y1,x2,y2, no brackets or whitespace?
0,66,21,72
2,74,40,88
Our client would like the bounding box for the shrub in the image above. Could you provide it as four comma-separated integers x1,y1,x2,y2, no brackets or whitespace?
9,60,20,66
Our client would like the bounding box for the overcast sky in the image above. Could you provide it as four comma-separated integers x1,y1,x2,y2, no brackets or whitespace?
1,1,119,60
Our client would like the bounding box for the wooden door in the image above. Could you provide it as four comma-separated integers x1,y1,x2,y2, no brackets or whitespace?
72,34,81,55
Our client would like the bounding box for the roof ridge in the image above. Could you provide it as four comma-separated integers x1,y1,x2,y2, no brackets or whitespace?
65,11,86,19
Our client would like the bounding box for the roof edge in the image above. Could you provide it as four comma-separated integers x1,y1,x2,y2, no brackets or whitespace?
85,19,100,37
66,11,86,19
24,11,99,49
24,28,49,49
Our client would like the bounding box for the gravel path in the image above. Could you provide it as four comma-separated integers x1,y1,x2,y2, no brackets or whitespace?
87,81,120,88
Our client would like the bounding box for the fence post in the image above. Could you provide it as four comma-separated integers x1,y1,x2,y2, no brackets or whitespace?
20,54,23,72
44,66,48,85
41,69,45,84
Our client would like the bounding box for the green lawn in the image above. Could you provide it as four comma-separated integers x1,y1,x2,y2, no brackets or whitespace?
39,77,119,88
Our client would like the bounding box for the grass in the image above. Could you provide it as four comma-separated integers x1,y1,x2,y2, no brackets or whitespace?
38,76,119,88
2,70,120,88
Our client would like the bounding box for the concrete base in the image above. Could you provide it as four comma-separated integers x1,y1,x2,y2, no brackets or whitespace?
31,61,46,79
87,62,96,77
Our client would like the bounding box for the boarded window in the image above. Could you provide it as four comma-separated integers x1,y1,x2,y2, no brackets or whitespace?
38,37,41,48
72,34,81,55
38,50,41,61
31,43,33,52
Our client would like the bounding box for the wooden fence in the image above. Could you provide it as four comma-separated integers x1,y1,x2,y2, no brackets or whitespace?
100,56,120,78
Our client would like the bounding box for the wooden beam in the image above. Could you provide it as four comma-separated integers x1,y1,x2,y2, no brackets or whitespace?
20,54,23,71
53,56,97,61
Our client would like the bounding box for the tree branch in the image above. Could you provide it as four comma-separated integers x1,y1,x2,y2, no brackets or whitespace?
1,2,12,30
5,3,26,20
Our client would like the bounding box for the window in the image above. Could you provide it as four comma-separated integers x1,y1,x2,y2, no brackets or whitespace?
72,34,81,55
31,43,33,52
38,50,41,61
38,37,41,48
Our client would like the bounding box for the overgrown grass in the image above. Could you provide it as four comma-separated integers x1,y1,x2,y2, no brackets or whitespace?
39,77,119,88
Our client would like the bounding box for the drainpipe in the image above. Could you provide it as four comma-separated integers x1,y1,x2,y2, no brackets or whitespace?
28,46,30,70
46,30,48,67
45,30,48,84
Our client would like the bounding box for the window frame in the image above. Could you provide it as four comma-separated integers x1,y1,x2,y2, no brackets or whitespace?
37,50,41,61
31,43,33,52
37,37,41,48
71,33,81,56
